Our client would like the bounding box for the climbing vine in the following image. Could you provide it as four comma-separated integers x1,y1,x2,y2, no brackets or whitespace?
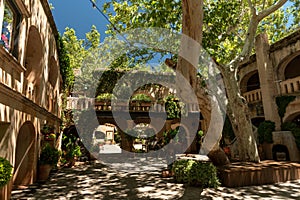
57,35,74,93
275,95,296,120
164,95,184,119
257,120,275,144
281,122,300,150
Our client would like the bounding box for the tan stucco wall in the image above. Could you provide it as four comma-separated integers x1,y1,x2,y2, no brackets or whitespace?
0,0,61,187
239,29,300,127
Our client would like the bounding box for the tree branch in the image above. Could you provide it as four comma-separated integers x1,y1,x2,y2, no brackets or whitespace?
247,0,256,15
229,0,288,68
257,0,288,21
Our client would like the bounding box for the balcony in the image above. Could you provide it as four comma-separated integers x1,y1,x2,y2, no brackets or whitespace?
280,77,300,95
66,97,199,113
243,89,262,103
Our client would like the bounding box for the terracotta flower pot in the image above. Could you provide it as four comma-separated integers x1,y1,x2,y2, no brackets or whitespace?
38,164,52,181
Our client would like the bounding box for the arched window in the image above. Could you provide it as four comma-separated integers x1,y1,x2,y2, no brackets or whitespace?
1,0,21,58
284,55,300,80
246,72,260,92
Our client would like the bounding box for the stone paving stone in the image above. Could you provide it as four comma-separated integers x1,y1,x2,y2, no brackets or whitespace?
11,159,300,200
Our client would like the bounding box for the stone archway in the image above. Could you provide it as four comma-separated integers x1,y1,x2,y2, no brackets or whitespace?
275,51,300,84
14,122,36,186
283,98,300,123
240,70,260,93
284,55,300,80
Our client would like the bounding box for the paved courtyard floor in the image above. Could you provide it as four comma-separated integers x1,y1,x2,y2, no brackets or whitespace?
11,157,300,200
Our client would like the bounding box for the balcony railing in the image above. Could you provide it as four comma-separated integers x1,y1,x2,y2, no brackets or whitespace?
243,89,262,103
66,97,199,113
280,76,300,95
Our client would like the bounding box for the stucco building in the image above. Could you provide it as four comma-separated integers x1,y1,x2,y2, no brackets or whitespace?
239,30,300,161
0,0,61,197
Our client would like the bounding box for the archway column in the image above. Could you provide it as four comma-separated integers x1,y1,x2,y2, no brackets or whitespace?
256,33,281,130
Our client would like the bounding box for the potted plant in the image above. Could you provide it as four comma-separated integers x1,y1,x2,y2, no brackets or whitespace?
0,157,13,200
38,143,60,181
65,145,82,167
41,124,55,140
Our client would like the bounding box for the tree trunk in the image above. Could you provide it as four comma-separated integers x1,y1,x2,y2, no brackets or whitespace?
222,68,260,162
178,0,229,165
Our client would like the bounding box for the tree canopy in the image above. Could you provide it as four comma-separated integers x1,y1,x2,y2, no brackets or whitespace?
102,0,300,64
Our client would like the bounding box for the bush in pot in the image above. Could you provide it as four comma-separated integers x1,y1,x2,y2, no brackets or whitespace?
38,144,61,181
65,145,82,167
0,157,13,188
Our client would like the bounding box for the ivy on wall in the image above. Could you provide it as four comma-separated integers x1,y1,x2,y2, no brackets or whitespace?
281,122,300,150
275,95,296,120
165,95,184,119
57,35,74,93
257,120,275,144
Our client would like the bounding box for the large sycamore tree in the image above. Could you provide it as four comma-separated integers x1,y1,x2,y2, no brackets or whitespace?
102,0,300,162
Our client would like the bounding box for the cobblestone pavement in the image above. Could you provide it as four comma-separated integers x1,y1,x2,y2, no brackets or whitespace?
11,157,300,200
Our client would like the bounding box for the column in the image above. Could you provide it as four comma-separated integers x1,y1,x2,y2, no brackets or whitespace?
255,33,281,130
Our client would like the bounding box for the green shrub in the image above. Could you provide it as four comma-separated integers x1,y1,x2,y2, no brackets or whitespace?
281,122,300,149
172,159,220,188
164,95,184,119
66,145,82,159
281,121,298,131
0,157,13,188
257,120,275,144
96,93,115,101
39,144,61,166
276,96,296,119
131,94,152,102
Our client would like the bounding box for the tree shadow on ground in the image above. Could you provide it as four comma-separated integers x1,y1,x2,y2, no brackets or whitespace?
11,161,300,199
11,161,199,199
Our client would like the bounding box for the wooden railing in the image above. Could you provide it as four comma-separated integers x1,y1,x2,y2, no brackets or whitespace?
243,89,262,103
280,76,300,95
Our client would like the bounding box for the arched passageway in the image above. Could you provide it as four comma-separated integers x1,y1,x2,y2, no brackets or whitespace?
14,122,36,186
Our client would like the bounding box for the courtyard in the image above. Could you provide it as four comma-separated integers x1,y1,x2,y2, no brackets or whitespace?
1,0,300,199
11,158,300,200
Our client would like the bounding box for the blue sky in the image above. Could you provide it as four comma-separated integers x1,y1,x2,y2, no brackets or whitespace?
49,0,110,40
